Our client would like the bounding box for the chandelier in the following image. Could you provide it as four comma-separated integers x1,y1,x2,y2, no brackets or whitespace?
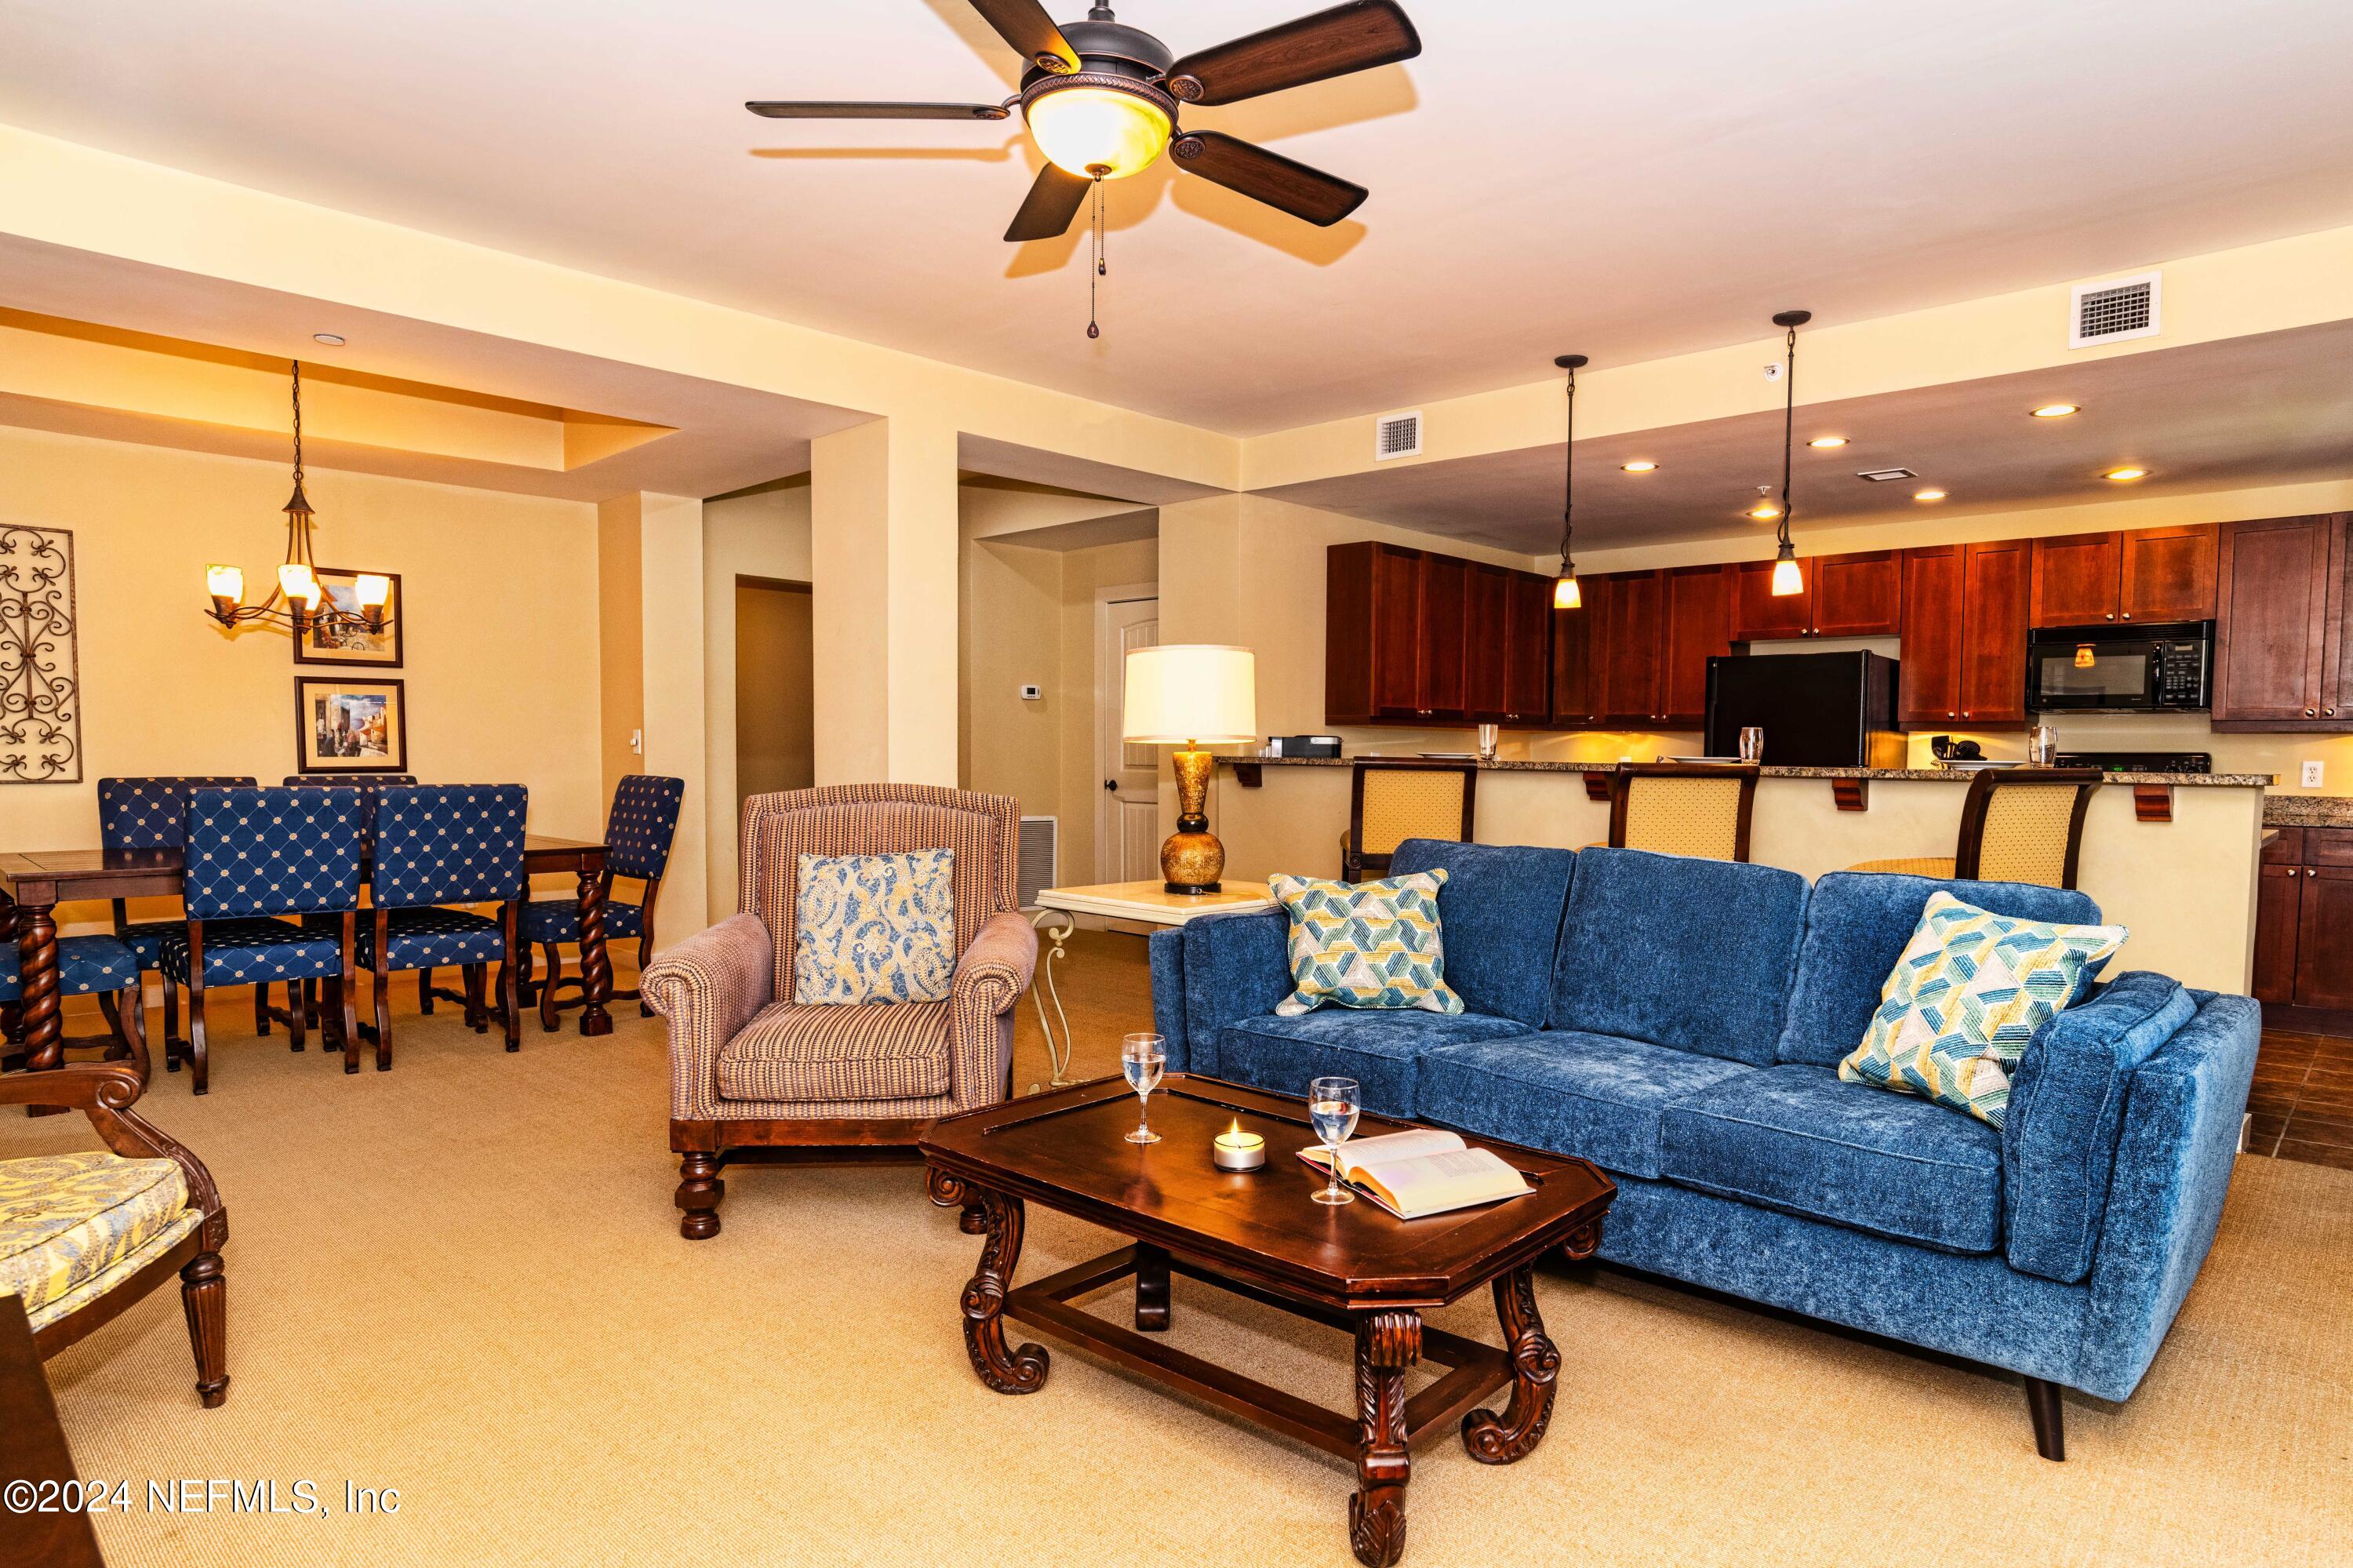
202,361,392,635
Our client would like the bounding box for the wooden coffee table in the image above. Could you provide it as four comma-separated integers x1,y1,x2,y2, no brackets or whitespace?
921,1075,1616,1567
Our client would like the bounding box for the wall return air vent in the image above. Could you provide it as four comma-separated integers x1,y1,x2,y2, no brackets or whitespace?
2070,272,2162,348
1016,815,1057,909
1373,411,1424,460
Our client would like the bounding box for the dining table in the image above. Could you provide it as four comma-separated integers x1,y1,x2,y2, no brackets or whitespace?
0,835,614,1072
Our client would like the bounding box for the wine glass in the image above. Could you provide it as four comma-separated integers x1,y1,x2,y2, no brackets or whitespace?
1122,1033,1166,1145
1308,1075,1361,1206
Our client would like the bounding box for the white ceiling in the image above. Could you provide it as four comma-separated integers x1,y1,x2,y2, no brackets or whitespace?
6,1,2353,436
1264,322,2353,554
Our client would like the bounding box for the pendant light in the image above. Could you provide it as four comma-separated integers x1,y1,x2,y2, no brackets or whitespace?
1551,353,1587,610
1768,309,1811,597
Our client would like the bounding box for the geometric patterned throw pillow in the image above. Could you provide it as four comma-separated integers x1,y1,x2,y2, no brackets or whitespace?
1838,890,2124,1128
1269,869,1463,1018
792,850,956,1006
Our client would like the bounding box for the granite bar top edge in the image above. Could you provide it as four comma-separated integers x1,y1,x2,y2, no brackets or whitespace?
1216,755,2273,788
2261,796,2353,826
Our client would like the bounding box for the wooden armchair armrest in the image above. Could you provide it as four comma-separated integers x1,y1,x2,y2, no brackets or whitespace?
0,1064,227,1247
0,1062,144,1113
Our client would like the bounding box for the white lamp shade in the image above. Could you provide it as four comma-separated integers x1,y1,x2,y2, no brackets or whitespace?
1123,645,1257,744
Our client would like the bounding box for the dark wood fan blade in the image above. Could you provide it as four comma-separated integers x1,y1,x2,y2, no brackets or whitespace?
1170,130,1366,226
747,100,1011,120
1162,0,1420,107
968,0,1082,72
1005,163,1093,242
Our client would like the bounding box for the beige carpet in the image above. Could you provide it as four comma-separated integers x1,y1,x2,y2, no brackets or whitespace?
16,934,2353,1568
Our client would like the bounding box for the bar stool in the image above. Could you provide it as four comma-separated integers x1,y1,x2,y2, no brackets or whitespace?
1340,762,1477,881
1607,763,1759,862
1849,768,2103,890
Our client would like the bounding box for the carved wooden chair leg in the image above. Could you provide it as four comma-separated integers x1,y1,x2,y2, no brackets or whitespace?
2025,1377,2065,1461
1,999,20,1046
111,984,150,1079
538,943,565,1034
372,965,393,1073
461,964,488,1033
514,942,536,1009
96,991,129,1061
302,977,318,1033
675,1151,725,1240
285,980,307,1056
336,972,359,1068
417,966,435,1015
500,904,522,1053
253,982,271,1039
187,984,211,1096
162,982,182,1068
178,1250,230,1409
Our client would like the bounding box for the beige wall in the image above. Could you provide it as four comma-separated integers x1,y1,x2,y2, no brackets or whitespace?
701,482,814,920
0,421,602,912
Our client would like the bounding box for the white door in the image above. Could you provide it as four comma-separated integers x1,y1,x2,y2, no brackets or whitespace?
1097,591,1161,883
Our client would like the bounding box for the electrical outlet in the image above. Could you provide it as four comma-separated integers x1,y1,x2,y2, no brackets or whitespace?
1020,683,1042,701
2303,759,2325,788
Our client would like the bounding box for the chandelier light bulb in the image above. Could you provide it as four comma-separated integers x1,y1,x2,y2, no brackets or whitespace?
278,563,320,605
205,564,245,602
355,573,392,609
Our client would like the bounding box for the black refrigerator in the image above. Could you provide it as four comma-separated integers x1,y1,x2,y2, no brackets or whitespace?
1704,651,1906,768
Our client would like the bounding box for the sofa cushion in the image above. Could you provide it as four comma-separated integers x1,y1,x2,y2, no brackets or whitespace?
1548,848,1809,1067
1660,1066,2005,1253
1388,839,1576,1028
1839,891,2125,1128
1270,870,1463,1017
1419,1030,1754,1178
717,999,952,1102
791,849,957,1006
1777,873,2101,1068
1217,1010,1532,1119
2005,971,2195,1284
0,1151,202,1332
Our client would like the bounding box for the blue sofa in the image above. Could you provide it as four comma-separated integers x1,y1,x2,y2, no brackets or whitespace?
1149,841,2260,1458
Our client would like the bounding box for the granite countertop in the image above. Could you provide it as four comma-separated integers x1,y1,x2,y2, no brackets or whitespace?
1219,755,2273,788
2263,795,2353,827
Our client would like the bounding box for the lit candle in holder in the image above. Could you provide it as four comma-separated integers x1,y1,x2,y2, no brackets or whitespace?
1213,1118,1266,1172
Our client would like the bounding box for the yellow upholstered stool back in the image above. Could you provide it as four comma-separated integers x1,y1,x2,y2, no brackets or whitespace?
1609,765,1758,862
1344,763,1477,879
1956,770,2103,890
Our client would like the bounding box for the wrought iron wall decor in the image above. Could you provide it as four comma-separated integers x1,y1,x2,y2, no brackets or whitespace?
0,524,82,784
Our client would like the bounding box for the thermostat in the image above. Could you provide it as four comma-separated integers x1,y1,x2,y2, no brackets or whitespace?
1020,684,1042,701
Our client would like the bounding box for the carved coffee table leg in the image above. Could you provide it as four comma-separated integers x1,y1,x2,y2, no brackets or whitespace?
1135,1241,1171,1332
933,1170,1049,1395
16,902,62,1072
1462,1264,1559,1464
575,864,613,1038
1350,1308,1418,1568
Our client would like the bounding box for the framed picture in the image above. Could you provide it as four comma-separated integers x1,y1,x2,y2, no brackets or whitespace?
293,567,403,668
295,677,409,774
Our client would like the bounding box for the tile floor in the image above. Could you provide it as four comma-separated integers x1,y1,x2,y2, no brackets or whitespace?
2247,1028,2353,1168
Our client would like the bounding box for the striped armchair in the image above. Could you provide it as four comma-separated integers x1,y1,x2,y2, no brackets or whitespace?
642,784,1038,1239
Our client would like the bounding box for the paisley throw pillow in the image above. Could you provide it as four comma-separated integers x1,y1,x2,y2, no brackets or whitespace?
792,850,956,1006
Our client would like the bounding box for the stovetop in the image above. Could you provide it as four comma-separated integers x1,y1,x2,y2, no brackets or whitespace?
2053,750,2213,774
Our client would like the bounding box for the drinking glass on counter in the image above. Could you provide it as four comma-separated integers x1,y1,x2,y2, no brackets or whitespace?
1739,726,1765,764
1477,723,1500,763
1122,1033,1166,1145
2028,724,2058,765
1309,1075,1362,1206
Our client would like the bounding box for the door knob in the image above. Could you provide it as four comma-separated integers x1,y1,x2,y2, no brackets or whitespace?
1104,779,1119,791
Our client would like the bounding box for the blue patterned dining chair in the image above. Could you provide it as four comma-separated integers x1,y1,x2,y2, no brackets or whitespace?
0,919,146,1074
521,774,682,1032
282,773,416,1025
358,785,528,1068
96,776,257,1051
159,787,365,1095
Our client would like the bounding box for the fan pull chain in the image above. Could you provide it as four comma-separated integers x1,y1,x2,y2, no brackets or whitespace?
1087,171,1107,340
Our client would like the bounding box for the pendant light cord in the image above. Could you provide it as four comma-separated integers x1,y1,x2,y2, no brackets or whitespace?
1777,325,1796,552
1559,365,1577,573
291,359,305,493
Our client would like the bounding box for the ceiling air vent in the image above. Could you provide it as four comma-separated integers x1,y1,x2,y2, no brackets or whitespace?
1857,467,1917,482
1373,411,1423,461
2070,272,2162,348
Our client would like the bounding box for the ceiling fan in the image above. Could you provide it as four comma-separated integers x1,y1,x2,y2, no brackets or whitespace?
747,0,1421,241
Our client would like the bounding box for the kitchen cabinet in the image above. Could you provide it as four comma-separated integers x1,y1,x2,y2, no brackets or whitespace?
1550,573,1606,726
1415,551,1469,720
1732,551,1901,639
2253,826,2353,1009
1660,564,1736,725
1897,541,2030,729
2212,515,2352,729
1467,565,1552,725
1596,570,1664,724
2031,525,2217,628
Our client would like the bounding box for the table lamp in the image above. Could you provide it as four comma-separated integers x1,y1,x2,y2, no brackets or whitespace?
1123,645,1257,894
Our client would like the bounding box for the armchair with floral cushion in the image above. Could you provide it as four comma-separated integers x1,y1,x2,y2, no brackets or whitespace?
642,784,1038,1239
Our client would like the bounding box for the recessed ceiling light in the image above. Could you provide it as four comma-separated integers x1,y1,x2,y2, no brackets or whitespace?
311,333,347,347
1620,460,1657,472
2031,403,2078,418
1747,503,1783,521
1914,489,1947,502
2104,467,2148,482
1807,436,1848,449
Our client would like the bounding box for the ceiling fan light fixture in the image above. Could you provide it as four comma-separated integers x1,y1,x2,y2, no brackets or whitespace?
1024,78,1173,180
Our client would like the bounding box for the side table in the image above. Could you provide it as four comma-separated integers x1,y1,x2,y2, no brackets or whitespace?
1027,880,1273,1089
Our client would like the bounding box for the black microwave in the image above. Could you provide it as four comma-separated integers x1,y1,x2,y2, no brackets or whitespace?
2025,622,2213,713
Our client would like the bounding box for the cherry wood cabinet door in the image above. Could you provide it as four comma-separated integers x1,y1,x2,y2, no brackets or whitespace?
1809,551,1904,637
1502,571,1553,723
1415,551,1470,720
2253,862,2302,1005
2213,516,2333,725
2119,523,2217,623
1958,540,2032,727
1464,563,1512,722
1898,545,1966,726
1598,571,1664,724
1551,575,1606,726
1730,559,1813,640
1660,564,1735,726
2294,866,2353,1010
2029,533,2122,628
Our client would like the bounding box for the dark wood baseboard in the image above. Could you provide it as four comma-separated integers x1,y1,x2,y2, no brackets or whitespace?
2260,1002,2353,1039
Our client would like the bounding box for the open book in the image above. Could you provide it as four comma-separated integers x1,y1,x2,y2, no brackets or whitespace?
1297,1128,1533,1220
